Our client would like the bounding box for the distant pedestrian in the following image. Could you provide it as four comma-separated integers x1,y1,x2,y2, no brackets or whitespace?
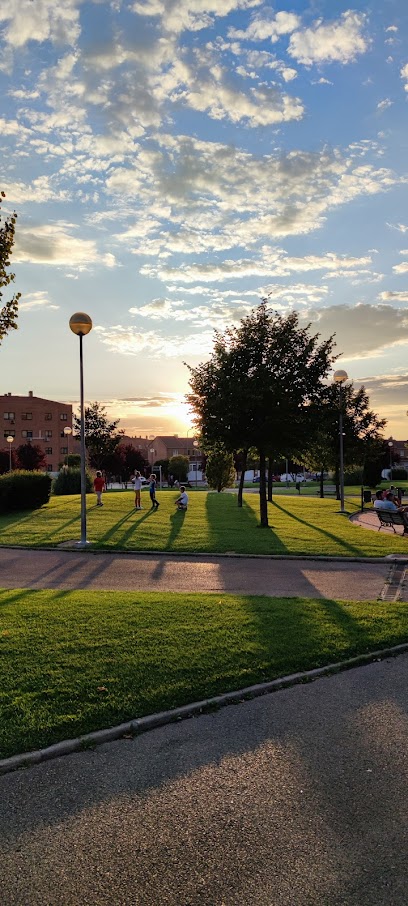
133,471,143,510
149,474,159,509
93,471,105,507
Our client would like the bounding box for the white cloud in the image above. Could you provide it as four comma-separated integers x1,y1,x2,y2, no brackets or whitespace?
131,0,262,35
1,176,68,204
401,63,408,92
377,98,393,112
393,261,408,275
299,303,408,359
19,291,59,312
386,222,408,233
379,292,408,303
0,0,81,49
288,11,368,67
228,10,301,43
95,324,215,358
14,223,117,268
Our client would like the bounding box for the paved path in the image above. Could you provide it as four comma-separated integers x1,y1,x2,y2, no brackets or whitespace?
1,654,408,905
0,547,392,600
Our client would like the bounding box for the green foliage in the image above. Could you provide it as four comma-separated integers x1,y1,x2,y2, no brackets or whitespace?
52,467,93,496
0,449,16,474
391,468,407,480
344,468,364,486
73,401,122,470
154,458,170,479
0,470,51,512
206,450,235,492
65,453,81,468
16,443,46,471
169,454,189,482
0,191,20,345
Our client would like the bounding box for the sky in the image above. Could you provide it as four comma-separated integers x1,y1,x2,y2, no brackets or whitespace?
0,0,407,439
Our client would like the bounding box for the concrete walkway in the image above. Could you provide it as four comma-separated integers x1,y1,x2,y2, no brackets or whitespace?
0,546,394,600
1,653,408,905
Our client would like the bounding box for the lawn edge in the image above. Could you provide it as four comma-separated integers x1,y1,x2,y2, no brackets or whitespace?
2,640,408,776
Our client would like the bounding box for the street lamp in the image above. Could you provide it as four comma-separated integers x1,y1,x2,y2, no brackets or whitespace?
388,440,393,478
6,435,14,472
63,425,72,457
192,439,200,488
333,369,348,515
69,312,92,546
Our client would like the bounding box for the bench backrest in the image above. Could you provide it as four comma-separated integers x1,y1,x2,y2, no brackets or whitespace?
376,510,405,526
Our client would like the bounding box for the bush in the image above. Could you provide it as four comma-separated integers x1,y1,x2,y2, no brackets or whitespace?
52,467,93,496
391,468,407,481
344,468,363,486
0,470,52,513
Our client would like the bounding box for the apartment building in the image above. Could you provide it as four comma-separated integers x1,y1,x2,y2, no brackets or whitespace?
2,391,73,473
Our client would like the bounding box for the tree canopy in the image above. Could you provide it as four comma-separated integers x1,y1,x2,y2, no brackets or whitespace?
73,401,122,470
187,303,337,526
0,191,20,345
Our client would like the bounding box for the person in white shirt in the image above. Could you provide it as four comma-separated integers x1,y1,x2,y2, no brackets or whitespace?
374,490,408,532
175,486,189,510
132,471,143,510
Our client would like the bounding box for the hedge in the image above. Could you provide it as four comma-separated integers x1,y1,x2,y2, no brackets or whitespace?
0,470,52,513
52,467,93,496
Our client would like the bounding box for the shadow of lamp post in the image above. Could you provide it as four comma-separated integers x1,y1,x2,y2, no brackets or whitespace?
333,369,348,515
6,435,14,472
69,312,92,546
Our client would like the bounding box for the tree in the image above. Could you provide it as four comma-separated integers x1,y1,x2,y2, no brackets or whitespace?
0,191,20,344
169,455,189,482
0,449,16,474
119,445,149,480
16,443,46,471
206,450,235,493
73,401,122,470
187,303,336,526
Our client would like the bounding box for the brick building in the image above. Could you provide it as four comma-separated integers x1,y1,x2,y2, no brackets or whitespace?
2,391,73,473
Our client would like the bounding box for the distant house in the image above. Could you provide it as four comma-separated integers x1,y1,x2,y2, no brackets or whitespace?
150,436,204,483
1,390,73,473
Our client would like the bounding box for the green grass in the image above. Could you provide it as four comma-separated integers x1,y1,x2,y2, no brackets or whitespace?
1,588,408,759
0,490,406,557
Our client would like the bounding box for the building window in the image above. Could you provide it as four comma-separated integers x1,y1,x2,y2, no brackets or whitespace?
171,449,179,456
45,413,52,421
60,431,66,438
45,430,52,439
60,413,68,421
3,412,15,420
45,447,52,455
4,429,15,438
22,412,33,420
21,430,33,439
60,447,68,455
47,464,53,472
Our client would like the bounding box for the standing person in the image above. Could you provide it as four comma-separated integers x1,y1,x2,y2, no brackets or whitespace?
149,473,159,509
133,471,143,510
93,470,105,507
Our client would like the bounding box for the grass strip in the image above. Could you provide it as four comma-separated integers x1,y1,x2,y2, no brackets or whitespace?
0,491,406,557
1,588,407,758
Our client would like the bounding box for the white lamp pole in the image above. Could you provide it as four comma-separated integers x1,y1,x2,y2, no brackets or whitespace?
69,312,92,546
192,439,200,487
64,425,72,457
6,435,14,472
333,369,348,515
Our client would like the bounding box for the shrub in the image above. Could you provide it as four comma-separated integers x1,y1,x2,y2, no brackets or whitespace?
391,468,407,481
0,470,51,513
52,467,93,496
344,468,363,486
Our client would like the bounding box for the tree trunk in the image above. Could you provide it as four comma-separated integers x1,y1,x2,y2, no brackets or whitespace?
320,468,324,499
237,449,247,508
267,455,273,502
259,449,269,527
335,465,340,500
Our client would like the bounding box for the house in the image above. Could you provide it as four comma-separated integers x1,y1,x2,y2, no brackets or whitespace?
2,391,73,473
150,436,204,483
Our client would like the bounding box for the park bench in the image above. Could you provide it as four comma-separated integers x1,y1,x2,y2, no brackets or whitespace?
375,511,408,534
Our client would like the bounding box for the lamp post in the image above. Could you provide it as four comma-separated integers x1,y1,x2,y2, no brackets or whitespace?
333,369,348,515
69,312,92,546
388,440,393,479
192,439,200,488
6,435,14,472
64,425,72,458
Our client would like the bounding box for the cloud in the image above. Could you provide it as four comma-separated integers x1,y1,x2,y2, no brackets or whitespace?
288,11,368,67
393,261,408,275
1,177,68,204
228,10,301,43
0,0,80,49
14,223,117,268
379,292,408,302
95,324,215,358
401,63,408,92
377,98,393,112
298,303,408,360
386,222,408,233
131,0,262,35
19,291,59,312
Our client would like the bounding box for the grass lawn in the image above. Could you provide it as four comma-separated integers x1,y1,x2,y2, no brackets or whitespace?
0,490,407,557
1,588,408,759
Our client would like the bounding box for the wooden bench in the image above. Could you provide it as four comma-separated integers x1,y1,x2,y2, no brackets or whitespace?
375,510,408,534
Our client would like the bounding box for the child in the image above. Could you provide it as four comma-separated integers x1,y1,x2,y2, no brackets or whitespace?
133,471,143,510
94,470,105,506
149,474,159,509
175,486,188,510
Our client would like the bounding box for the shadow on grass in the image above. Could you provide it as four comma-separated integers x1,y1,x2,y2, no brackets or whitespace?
165,509,186,550
271,499,363,557
206,492,288,553
97,507,156,548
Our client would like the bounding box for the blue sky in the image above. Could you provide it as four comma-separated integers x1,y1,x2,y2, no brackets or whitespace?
1,0,407,438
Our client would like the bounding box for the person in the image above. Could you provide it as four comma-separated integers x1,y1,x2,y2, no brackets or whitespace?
93,470,105,507
133,471,143,510
149,474,159,509
174,486,189,510
374,490,408,532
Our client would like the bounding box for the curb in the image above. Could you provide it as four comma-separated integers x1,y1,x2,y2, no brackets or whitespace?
2,642,408,776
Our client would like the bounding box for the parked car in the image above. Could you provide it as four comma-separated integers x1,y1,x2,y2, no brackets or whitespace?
252,475,281,483
280,473,306,483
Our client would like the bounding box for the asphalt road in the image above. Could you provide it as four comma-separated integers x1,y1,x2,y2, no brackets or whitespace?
1,654,408,905
0,547,391,600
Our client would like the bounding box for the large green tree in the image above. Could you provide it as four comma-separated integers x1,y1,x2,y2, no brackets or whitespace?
206,450,235,493
16,443,46,471
0,191,20,344
187,303,336,526
73,401,123,470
